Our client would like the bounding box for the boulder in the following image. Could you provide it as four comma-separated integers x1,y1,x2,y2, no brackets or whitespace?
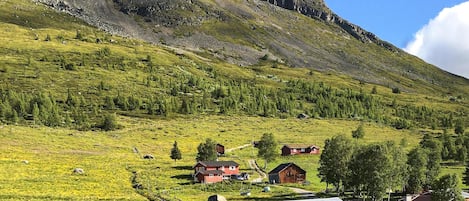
73,168,85,174
208,194,227,201
143,154,154,159
297,113,309,119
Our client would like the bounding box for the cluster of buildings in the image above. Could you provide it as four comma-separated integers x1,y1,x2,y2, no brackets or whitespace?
192,143,320,184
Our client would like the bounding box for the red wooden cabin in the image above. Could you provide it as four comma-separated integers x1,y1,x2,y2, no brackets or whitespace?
281,144,320,156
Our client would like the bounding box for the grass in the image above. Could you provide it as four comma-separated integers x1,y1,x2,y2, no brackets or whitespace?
0,116,425,200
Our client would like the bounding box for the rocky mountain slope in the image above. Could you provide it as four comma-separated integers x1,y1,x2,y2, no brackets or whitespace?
22,0,468,94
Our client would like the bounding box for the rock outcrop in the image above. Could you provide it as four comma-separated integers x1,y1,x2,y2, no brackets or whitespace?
263,0,398,52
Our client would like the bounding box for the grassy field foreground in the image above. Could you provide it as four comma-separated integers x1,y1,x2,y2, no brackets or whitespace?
0,116,423,200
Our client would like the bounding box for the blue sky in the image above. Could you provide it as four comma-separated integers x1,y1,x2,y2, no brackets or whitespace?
324,0,469,78
324,0,467,48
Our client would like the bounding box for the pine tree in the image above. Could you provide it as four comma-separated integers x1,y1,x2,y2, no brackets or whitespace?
32,103,40,125
170,141,182,162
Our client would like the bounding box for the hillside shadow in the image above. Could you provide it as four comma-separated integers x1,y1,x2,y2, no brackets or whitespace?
171,174,192,180
171,174,193,186
172,165,193,170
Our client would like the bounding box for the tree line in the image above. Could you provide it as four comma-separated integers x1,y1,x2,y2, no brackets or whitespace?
318,134,466,201
1,51,467,131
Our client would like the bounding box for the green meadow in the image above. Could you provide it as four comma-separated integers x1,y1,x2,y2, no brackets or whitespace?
1,116,425,200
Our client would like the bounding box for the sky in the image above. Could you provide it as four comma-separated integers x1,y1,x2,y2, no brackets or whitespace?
324,0,469,78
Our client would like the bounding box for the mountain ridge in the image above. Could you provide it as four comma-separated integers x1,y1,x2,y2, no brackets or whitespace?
31,0,469,96
263,0,398,51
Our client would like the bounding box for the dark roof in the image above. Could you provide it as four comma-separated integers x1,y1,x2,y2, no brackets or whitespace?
268,163,306,174
216,144,224,147
413,192,431,201
195,170,224,176
197,161,239,167
283,144,319,149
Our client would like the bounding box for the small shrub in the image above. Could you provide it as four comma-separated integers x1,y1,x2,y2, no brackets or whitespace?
64,63,76,71
75,30,84,40
100,113,118,131
393,118,411,129
259,54,269,61
56,34,65,41
97,47,111,57
392,87,401,94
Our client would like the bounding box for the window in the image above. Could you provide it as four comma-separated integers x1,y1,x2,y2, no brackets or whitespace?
301,148,305,152
209,174,213,177
229,166,236,170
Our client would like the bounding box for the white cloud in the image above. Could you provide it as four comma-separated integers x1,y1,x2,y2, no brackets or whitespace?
404,1,469,79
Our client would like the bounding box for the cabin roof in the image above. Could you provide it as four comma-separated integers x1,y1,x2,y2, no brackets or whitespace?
268,163,306,174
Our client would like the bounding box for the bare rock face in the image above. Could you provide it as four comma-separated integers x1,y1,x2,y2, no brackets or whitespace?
262,0,397,52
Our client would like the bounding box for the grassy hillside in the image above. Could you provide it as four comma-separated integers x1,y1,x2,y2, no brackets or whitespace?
41,0,469,96
1,116,423,200
0,0,468,200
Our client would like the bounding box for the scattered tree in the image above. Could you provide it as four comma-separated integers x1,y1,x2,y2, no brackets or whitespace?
196,138,217,161
45,34,51,41
432,174,464,201
455,119,465,135
441,133,456,160
406,147,428,193
100,113,118,131
170,141,182,162
371,86,378,94
348,143,391,201
392,87,401,94
318,134,353,192
463,160,469,186
75,30,84,40
420,135,442,187
257,133,278,169
352,123,365,139
386,141,408,200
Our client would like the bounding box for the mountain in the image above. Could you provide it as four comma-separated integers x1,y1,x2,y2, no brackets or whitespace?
1,1,469,200
33,0,469,95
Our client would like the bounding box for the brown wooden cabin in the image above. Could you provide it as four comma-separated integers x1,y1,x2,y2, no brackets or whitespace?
268,162,306,184
216,144,225,155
